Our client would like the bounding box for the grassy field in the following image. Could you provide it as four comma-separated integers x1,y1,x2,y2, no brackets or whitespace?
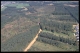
1,17,36,42
28,40,78,51
1,7,7,11
6,3,29,8
1,3,29,11
28,41,65,51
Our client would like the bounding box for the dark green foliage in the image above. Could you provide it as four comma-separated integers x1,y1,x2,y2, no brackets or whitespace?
51,29,54,33
52,5,69,15
54,16,76,22
40,20,72,35
37,36,60,46
52,4,78,22
52,12,69,15
27,7,37,13
64,6,79,23
38,32,77,46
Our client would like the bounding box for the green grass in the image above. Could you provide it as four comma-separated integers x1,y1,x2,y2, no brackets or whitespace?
28,41,66,51
1,7,7,11
6,3,29,8
1,3,29,11
54,40,78,51
28,40,78,51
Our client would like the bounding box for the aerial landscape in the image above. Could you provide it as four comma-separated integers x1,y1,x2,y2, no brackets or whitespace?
1,1,79,52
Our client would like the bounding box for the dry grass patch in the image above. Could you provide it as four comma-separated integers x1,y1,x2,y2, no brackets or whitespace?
1,17,36,42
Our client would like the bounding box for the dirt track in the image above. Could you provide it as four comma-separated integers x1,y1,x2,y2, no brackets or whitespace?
24,29,42,52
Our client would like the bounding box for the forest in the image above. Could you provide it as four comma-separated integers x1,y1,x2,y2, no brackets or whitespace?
1,25,40,51
39,20,73,36
64,6,79,23
37,32,77,46
1,1,79,51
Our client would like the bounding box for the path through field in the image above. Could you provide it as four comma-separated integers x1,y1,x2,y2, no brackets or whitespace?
24,29,42,52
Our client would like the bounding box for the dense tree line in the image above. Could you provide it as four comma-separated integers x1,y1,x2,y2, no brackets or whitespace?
52,5,77,22
39,20,72,36
27,7,37,13
52,12,69,15
37,36,60,46
37,36,78,51
37,32,77,46
54,16,76,22
53,5,69,14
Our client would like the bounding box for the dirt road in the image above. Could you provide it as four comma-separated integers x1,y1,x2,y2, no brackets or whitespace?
24,29,42,52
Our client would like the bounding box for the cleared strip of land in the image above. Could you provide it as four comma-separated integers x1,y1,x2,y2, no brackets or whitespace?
24,29,42,52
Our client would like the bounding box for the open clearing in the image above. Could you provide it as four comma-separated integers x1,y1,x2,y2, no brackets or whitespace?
28,40,77,51
6,3,29,8
1,17,36,43
28,41,65,51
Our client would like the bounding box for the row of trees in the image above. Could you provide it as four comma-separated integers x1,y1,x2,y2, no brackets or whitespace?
64,6,79,23
39,20,72,36
37,36,60,46
51,5,77,22
54,16,76,22
38,5,77,36
27,7,37,13
52,12,69,15
37,32,77,46
53,5,69,15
